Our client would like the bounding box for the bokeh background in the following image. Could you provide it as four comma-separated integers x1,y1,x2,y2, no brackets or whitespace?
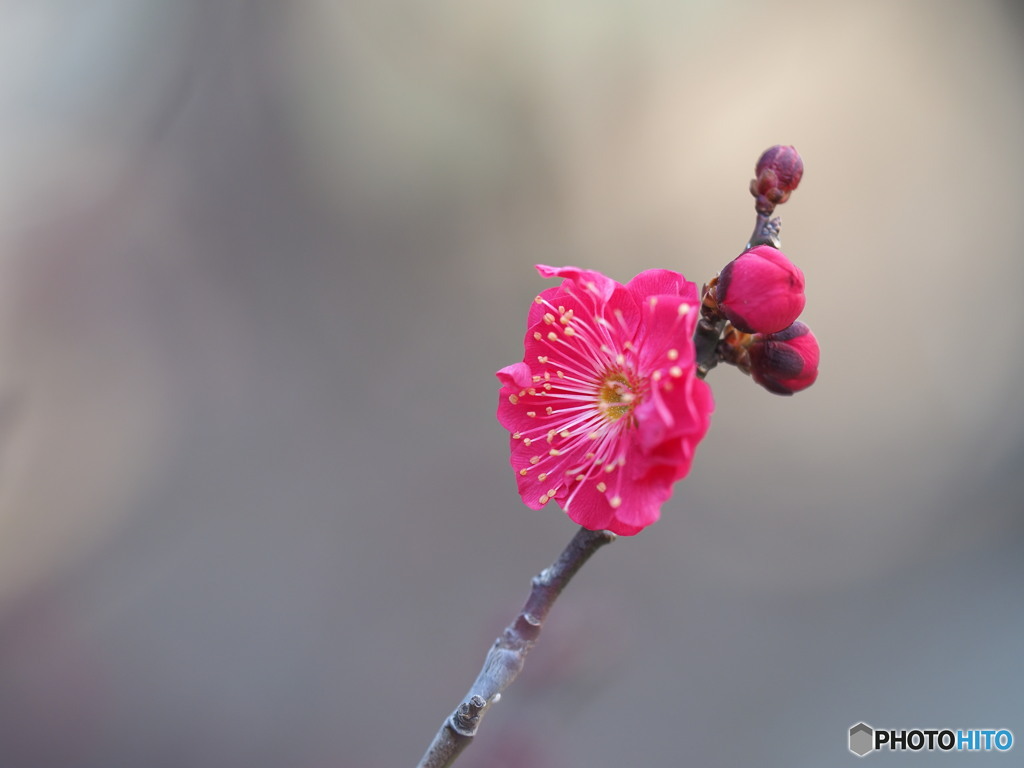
1,1,1022,766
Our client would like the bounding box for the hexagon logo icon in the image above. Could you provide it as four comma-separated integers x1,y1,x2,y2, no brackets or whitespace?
849,722,874,757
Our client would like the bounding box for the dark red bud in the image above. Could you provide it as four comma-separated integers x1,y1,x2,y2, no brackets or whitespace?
751,145,803,214
748,321,819,395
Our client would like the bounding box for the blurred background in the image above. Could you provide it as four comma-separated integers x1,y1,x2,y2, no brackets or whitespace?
1,1,1022,766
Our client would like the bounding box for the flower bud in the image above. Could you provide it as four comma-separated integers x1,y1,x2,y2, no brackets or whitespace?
750,145,803,214
748,321,819,395
714,245,805,334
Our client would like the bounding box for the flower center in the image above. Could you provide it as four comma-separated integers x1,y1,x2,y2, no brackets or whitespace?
597,371,641,422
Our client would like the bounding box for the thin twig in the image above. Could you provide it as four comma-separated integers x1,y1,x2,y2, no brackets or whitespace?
415,526,616,768
694,316,726,379
746,213,782,250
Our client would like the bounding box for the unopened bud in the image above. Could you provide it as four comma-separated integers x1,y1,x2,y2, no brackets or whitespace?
714,245,805,334
749,321,819,395
750,145,803,215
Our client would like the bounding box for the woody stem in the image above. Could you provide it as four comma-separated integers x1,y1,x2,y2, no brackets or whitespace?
414,526,616,768
694,316,725,378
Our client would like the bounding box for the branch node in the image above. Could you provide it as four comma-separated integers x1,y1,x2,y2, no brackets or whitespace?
450,695,487,736
533,566,554,587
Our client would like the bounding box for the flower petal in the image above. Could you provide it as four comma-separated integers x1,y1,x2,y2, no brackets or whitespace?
625,269,697,304
496,362,533,389
563,451,677,536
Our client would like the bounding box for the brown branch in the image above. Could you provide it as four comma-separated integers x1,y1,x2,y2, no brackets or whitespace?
415,526,616,768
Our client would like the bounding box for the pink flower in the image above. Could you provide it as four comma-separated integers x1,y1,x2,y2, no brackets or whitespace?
496,265,714,536
714,245,806,334
751,144,804,214
748,321,820,395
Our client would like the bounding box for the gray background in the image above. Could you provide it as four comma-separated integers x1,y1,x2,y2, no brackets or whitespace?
0,1,1021,766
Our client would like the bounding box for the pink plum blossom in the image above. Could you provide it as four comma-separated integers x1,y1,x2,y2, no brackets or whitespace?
496,265,714,536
